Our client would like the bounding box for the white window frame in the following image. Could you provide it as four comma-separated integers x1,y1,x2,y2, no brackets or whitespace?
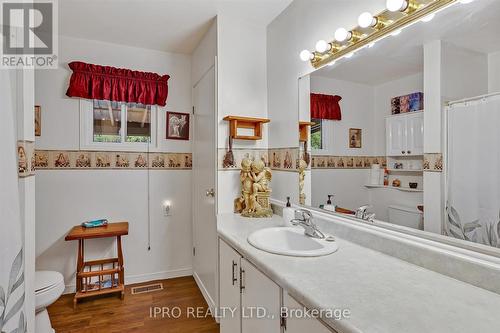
311,118,332,155
79,99,158,152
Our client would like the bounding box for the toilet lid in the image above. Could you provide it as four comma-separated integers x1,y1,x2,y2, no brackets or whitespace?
35,271,63,293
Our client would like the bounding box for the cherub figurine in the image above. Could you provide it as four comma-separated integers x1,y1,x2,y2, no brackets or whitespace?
239,157,253,213
298,159,307,205
251,159,271,202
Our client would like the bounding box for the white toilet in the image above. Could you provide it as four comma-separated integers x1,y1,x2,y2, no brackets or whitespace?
388,205,423,230
35,271,64,333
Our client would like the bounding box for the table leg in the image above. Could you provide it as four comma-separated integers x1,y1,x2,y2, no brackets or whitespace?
117,236,125,299
75,239,84,308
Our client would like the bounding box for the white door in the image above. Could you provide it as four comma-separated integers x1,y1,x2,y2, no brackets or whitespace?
283,293,335,333
405,112,424,155
386,116,407,156
219,240,242,333
241,258,281,333
193,66,217,310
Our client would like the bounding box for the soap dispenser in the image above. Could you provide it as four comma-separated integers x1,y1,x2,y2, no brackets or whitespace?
282,197,294,226
324,195,336,212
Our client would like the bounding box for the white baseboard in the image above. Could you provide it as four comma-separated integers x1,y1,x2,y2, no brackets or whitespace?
193,270,216,317
63,267,193,294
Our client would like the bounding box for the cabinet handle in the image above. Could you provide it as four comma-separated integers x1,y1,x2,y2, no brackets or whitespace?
239,268,245,292
407,150,411,154
231,261,237,286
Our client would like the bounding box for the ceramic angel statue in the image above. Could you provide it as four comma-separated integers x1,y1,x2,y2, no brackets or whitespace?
235,158,273,218
298,159,307,205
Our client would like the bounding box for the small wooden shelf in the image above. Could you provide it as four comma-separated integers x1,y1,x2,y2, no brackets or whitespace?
299,121,315,142
364,184,423,192
223,116,270,140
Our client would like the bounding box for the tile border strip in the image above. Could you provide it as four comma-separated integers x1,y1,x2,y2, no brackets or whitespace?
217,147,302,172
423,153,443,172
18,140,36,178
311,155,387,169
32,150,192,171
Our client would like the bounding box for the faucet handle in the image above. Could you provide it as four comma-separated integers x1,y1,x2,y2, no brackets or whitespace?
294,209,312,220
355,205,372,219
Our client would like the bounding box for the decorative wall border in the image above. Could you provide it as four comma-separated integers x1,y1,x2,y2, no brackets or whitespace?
33,150,192,170
217,148,269,171
17,141,36,178
217,147,303,172
423,153,443,172
311,155,387,169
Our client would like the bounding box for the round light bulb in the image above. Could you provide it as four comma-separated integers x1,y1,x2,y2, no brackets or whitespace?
334,28,351,42
386,0,408,12
358,12,377,28
300,49,313,62
315,40,330,53
421,13,435,22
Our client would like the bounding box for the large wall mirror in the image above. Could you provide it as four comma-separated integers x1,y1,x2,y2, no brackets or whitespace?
297,0,500,255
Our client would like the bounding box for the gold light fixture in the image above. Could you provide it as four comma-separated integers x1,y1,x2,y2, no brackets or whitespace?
300,0,459,69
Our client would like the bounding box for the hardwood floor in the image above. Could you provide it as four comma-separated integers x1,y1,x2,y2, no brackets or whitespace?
48,276,220,333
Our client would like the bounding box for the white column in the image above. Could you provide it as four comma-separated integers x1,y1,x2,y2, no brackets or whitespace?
423,40,444,234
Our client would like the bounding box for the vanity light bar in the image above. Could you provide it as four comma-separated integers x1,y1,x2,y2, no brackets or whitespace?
303,0,459,69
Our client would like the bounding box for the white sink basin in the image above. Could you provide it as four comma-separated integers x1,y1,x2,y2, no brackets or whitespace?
247,227,338,257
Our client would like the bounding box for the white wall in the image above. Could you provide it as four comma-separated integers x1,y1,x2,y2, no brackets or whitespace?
311,76,375,156
35,36,194,290
488,51,500,93
216,12,269,213
442,42,489,101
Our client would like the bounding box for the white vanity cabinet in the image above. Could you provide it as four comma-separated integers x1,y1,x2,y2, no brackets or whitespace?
283,293,336,333
386,111,423,156
219,239,242,333
219,239,281,333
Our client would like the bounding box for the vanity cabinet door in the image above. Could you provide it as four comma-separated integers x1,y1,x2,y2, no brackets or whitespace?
405,112,424,155
386,116,407,156
241,258,281,333
219,239,242,333
283,293,336,333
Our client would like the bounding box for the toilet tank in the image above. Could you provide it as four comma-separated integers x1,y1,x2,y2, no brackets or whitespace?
388,205,423,230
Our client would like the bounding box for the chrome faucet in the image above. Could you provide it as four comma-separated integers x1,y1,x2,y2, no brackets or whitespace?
355,205,376,222
290,209,325,239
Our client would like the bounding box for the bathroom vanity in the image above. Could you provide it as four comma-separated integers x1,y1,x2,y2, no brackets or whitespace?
217,213,500,333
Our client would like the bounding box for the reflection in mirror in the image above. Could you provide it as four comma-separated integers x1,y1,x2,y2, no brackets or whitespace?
298,0,500,251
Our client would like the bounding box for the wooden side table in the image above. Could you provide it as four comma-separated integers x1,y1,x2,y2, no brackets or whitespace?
65,222,129,307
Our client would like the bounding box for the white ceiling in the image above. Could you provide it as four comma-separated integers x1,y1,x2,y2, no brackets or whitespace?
59,0,293,54
313,0,500,85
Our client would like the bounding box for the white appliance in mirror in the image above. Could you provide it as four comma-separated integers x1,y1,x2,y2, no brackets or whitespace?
294,0,500,254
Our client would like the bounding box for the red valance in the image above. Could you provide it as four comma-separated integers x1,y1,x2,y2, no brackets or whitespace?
310,93,342,120
66,61,170,106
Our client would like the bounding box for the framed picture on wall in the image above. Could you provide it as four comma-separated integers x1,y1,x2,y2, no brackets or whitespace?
349,128,362,148
35,105,41,136
166,111,190,140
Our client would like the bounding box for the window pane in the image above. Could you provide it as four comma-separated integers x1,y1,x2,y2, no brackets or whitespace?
126,103,151,143
311,118,322,150
93,100,122,143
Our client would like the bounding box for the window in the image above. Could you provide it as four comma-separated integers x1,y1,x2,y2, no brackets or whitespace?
311,118,323,150
81,100,157,151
